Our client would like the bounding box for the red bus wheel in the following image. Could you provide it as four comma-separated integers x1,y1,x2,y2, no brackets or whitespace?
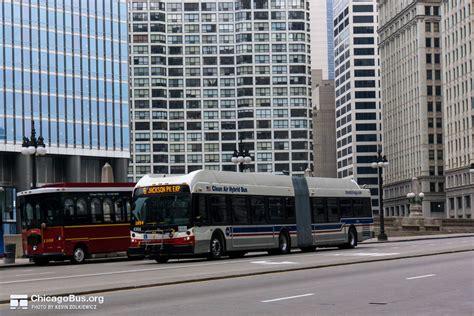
71,246,86,264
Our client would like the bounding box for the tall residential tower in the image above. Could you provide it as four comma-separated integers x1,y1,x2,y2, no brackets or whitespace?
129,0,312,180
333,0,382,214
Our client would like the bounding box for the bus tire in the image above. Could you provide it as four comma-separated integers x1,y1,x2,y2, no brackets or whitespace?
155,257,169,263
340,228,358,249
33,258,50,266
71,246,87,264
208,233,225,260
277,231,291,254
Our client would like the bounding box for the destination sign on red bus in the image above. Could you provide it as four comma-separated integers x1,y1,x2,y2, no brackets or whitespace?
137,185,189,196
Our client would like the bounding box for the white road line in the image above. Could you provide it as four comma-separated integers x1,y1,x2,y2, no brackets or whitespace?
15,272,54,277
262,293,314,303
0,260,237,285
406,274,436,280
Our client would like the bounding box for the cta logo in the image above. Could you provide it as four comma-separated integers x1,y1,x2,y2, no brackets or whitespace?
10,295,28,310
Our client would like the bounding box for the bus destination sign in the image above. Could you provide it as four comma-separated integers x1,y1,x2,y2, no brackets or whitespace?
137,185,188,196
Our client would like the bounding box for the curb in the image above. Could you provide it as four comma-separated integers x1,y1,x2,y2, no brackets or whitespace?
0,248,472,304
364,234,474,244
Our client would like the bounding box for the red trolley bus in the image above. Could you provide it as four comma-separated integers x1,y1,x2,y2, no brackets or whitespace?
19,183,135,265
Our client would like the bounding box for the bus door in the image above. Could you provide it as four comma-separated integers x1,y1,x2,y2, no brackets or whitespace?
41,198,64,254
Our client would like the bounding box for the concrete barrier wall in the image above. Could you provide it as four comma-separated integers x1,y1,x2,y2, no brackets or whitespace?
3,234,23,258
374,217,474,236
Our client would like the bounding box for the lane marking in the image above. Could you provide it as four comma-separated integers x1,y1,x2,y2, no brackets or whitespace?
330,252,400,257
0,261,238,285
251,260,297,265
262,293,314,303
406,274,436,280
15,272,54,277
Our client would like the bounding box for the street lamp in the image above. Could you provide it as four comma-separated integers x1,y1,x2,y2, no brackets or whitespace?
371,150,389,241
21,121,47,189
231,138,252,172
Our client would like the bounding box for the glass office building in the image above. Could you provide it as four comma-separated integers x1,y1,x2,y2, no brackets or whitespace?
0,0,130,234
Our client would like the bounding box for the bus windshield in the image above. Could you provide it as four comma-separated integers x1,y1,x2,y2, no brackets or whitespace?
21,196,63,228
133,194,191,227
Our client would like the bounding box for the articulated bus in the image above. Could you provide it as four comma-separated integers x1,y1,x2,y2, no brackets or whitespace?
19,183,135,265
129,170,373,263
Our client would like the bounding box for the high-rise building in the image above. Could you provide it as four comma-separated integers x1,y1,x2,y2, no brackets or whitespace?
312,70,337,177
129,0,312,180
441,0,473,218
0,0,130,233
333,0,382,214
310,0,334,79
378,0,445,217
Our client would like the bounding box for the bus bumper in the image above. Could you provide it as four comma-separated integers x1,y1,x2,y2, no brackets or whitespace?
139,244,195,258
26,253,67,260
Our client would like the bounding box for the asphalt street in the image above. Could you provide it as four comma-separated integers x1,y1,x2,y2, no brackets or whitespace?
2,250,473,315
0,236,472,305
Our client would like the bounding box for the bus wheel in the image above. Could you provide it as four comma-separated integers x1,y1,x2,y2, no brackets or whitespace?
208,234,224,260
33,258,50,266
340,228,358,249
71,246,86,264
348,228,358,248
155,257,169,263
278,232,291,254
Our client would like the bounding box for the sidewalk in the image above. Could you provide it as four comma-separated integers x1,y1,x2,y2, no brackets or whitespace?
365,232,474,244
1,233,473,268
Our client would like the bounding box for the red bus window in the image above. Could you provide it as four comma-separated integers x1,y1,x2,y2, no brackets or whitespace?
114,199,124,222
76,199,87,216
103,198,113,222
91,198,103,223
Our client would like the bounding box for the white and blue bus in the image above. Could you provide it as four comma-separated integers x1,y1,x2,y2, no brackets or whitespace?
129,170,373,263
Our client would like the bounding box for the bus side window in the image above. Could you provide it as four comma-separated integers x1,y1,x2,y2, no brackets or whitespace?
114,199,124,222
284,197,295,223
91,198,103,223
125,200,132,222
312,198,327,223
232,196,248,225
250,197,266,224
103,198,114,223
209,195,228,225
76,198,88,223
193,194,209,225
339,198,353,218
64,198,75,223
268,197,285,223
327,198,340,222
353,198,365,217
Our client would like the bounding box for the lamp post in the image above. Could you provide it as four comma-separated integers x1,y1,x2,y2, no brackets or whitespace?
20,121,47,189
406,191,424,214
371,150,389,241
231,138,252,172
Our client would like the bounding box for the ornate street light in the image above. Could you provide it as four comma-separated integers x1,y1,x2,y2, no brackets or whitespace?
21,121,47,189
371,150,389,241
406,177,424,217
231,138,252,172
